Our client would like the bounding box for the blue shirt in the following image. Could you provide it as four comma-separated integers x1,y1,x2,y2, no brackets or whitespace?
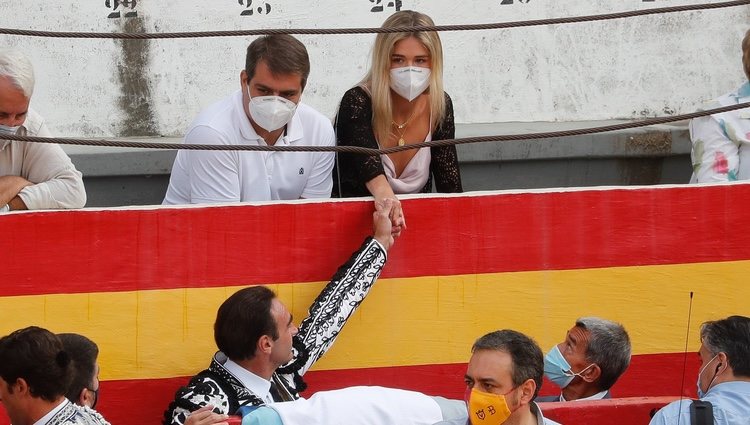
650,381,750,425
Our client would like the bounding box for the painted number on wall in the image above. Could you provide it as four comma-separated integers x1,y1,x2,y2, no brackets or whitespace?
500,0,530,3
104,0,138,18
370,0,402,13
238,0,272,16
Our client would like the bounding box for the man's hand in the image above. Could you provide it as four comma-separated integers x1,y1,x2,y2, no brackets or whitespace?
373,198,396,251
0,175,31,207
184,405,230,425
386,197,406,238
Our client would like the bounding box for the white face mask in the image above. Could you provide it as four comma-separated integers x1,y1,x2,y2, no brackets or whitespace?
246,86,298,132
389,66,431,102
0,124,20,135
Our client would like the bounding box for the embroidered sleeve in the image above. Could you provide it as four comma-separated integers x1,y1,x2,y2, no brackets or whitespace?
689,110,742,183
289,237,386,375
163,376,232,425
430,93,463,193
334,87,385,197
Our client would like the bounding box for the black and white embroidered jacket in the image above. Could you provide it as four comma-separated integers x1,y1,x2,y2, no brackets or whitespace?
164,237,387,425
42,400,110,425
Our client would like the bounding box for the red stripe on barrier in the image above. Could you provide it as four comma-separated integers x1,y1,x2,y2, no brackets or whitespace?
2,185,750,296
0,352,696,425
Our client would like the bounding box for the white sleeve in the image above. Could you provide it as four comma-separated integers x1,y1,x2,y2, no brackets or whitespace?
689,113,741,183
300,124,335,199
183,125,242,204
16,120,86,209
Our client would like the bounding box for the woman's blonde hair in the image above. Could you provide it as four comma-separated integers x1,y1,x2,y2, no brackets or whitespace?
360,10,446,144
743,28,750,81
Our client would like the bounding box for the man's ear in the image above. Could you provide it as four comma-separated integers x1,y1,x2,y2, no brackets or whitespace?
258,335,273,355
78,388,90,406
240,69,249,87
582,364,602,383
13,378,29,396
518,379,537,405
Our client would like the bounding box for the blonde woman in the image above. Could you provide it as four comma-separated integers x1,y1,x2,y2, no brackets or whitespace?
334,10,462,231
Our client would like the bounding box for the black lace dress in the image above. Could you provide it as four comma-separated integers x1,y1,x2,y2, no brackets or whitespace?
333,86,463,197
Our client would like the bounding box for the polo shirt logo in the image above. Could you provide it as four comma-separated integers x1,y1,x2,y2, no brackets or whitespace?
299,168,304,175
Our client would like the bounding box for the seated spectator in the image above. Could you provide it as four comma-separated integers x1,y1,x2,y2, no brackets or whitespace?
690,29,750,182
163,35,335,205
0,49,86,212
334,10,462,231
434,329,560,425
164,200,396,425
58,333,100,409
0,326,109,425
650,315,750,425
539,317,631,402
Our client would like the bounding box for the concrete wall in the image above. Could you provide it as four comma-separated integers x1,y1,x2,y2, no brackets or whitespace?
1,0,748,137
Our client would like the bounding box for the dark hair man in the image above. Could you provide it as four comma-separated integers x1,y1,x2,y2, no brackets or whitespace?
164,34,335,205
650,315,750,425
58,333,101,409
0,327,109,425
164,199,396,425
435,330,560,425
539,317,631,402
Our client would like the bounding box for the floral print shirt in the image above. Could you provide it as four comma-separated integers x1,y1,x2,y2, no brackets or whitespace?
690,81,750,183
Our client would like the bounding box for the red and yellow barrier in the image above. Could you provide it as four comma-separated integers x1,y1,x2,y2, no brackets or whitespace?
1,184,749,424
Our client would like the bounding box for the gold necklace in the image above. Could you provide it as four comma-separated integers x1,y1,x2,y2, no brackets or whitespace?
392,107,417,147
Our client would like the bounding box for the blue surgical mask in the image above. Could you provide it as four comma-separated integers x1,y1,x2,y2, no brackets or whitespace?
696,354,719,398
544,345,595,389
0,124,20,135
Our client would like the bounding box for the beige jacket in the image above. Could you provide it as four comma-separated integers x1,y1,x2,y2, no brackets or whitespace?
0,108,86,209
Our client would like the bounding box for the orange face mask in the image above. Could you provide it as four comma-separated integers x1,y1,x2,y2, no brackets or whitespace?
467,387,515,425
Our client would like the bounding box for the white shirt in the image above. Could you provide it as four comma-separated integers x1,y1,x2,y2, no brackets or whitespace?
559,390,608,402
222,358,274,404
0,108,86,210
163,90,335,204
32,399,67,425
690,81,750,183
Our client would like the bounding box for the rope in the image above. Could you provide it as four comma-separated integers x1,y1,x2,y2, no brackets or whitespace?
0,0,747,39
2,102,747,155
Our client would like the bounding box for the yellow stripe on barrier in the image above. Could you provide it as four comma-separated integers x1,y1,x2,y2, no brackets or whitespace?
2,260,748,381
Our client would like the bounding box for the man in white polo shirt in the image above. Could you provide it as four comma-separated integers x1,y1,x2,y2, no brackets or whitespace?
163,35,335,204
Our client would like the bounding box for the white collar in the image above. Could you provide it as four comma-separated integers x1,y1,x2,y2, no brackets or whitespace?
560,389,608,402
32,398,68,425
222,358,273,403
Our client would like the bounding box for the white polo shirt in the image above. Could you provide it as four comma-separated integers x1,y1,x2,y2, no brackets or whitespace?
163,90,335,204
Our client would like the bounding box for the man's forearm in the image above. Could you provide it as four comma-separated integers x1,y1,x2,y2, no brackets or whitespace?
0,176,32,207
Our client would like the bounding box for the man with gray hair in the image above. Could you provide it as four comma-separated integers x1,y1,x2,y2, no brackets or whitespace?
538,317,631,402
650,315,750,425
0,48,86,212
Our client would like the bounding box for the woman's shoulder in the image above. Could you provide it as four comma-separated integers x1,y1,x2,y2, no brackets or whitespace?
443,91,453,106
342,86,372,103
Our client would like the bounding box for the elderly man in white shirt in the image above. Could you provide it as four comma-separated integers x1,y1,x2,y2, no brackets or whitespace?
0,48,86,212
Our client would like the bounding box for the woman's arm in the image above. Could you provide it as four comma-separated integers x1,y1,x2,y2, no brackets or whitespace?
431,93,463,192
